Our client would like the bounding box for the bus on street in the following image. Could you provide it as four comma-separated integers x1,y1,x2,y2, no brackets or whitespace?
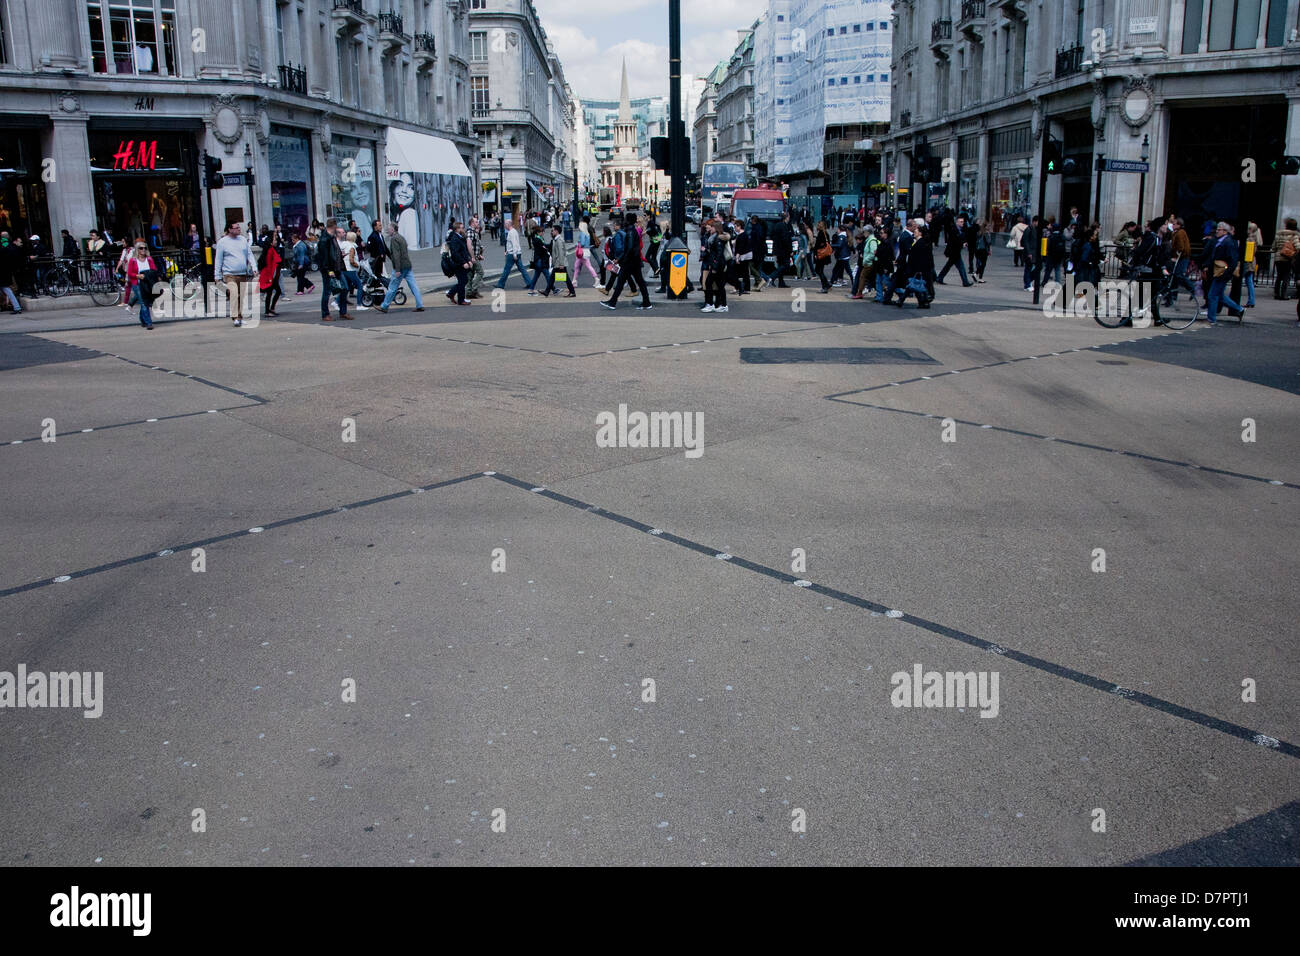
701,162,747,217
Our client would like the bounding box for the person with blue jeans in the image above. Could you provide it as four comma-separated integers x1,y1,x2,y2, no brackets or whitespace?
496,220,530,289
316,219,350,320
377,222,424,313
1204,222,1242,325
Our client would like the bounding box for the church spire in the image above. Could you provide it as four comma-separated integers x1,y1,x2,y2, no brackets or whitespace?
618,58,631,122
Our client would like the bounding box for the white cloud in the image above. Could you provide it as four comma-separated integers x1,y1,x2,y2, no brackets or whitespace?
534,0,768,101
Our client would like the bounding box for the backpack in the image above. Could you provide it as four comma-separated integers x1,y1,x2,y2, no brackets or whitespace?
610,229,627,260
1048,231,1065,259
1282,238,1297,259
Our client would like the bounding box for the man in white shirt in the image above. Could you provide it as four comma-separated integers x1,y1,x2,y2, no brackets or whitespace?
495,219,532,290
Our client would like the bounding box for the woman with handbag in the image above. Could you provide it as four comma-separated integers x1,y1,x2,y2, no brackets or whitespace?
813,223,833,292
527,225,551,296
258,241,282,316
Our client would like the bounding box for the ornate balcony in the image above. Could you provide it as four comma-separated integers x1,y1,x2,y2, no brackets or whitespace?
278,62,307,95
1055,43,1085,79
959,0,987,38
332,0,365,36
378,11,405,50
930,18,953,50
413,32,436,63
899,110,912,129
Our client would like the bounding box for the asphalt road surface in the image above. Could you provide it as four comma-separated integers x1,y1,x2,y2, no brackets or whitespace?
2,254,1298,866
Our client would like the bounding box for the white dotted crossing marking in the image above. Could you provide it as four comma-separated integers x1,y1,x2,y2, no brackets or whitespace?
715,553,733,561
82,428,94,433
648,528,663,535
53,575,72,583
793,579,812,588
885,609,904,619
146,418,159,423
530,486,546,493
157,550,174,557
249,527,265,534
1254,734,1281,749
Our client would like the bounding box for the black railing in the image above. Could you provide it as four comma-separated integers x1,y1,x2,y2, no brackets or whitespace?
278,62,307,95
931,18,953,43
899,110,911,128
378,11,404,35
414,32,435,54
1055,43,1085,79
960,0,986,22
333,0,363,16
457,119,470,136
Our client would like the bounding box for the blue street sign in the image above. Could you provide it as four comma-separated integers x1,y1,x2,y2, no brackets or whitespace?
1104,160,1150,173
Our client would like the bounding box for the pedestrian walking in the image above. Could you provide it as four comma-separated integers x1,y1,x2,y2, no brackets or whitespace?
771,212,794,288
973,220,991,282
601,213,651,310
546,224,576,297
1272,217,1298,299
443,219,472,306
291,233,314,294
216,221,258,327
258,240,283,316
1009,216,1027,268
497,219,531,290
366,219,388,283
871,225,895,302
340,231,370,311
936,213,974,286
813,222,833,292
1204,220,1243,324
645,218,662,277
378,221,425,312
574,223,599,286
890,220,935,308
126,240,158,329
315,219,351,321
829,221,852,286
700,219,731,313
0,232,22,314
527,224,551,296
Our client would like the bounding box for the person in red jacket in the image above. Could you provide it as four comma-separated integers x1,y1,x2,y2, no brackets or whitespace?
258,242,282,316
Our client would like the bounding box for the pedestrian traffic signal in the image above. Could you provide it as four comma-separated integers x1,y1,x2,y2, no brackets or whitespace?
651,136,670,172
914,140,933,182
1268,155,1300,175
204,153,223,190
1044,137,1064,175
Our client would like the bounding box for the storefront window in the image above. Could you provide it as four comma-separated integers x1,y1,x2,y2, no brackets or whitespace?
88,130,196,248
269,126,313,237
0,132,51,242
329,136,377,228
87,0,177,76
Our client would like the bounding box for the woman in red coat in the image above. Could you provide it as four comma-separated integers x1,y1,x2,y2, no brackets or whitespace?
258,242,282,316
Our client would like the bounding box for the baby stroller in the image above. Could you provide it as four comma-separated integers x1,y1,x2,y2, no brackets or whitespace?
357,259,405,307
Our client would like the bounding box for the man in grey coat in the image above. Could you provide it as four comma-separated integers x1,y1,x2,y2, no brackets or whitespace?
378,221,425,312
545,224,575,296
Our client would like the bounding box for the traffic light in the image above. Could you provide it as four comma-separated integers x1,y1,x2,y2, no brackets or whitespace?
1268,155,1300,175
1044,137,1063,175
651,136,670,172
914,140,932,182
1043,136,1078,175
204,152,223,190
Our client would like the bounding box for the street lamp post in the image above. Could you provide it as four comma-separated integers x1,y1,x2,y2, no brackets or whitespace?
244,142,256,232
1136,134,1150,227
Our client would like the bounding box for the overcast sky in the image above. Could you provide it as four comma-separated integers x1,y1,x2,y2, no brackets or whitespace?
533,0,769,104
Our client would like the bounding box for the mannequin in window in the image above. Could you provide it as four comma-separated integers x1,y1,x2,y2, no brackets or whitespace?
150,193,166,249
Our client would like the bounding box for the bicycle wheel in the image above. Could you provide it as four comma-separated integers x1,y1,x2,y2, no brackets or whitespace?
394,290,407,306
90,282,122,307
46,269,71,298
1157,289,1199,330
358,288,374,308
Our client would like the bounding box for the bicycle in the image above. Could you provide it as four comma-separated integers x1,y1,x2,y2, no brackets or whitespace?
1093,266,1202,330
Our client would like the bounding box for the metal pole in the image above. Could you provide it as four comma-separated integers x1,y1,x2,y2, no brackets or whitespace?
1033,137,1047,306
668,0,684,241
1137,170,1146,229
1093,153,1103,230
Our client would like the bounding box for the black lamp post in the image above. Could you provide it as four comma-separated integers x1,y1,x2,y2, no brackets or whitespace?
243,142,256,233
1136,133,1149,227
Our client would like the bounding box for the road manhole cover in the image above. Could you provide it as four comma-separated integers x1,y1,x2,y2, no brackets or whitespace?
740,347,938,365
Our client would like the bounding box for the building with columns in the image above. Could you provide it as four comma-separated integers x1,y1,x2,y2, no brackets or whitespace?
0,0,482,252
877,0,1300,242
599,60,654,204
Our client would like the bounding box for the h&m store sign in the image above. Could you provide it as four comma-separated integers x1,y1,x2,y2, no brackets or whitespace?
89,133,193,175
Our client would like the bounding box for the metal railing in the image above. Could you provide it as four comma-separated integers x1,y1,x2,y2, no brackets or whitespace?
899,110,911,128
378,11,404,35
5,251,204,303
960,0,986,22
457,119,470,135
278,62,307,95
413,32,435,54
1055,43,1084,79
333,0,364,15
931,18,953,43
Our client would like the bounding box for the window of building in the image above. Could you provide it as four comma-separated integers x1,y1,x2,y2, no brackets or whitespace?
0,0,9,63
87,0,179,76
469,0,486,8
854,75,861,83
880,21,889,30
827,78,835,86
472,75,490,114
1076,0,1087,47
839,26,847,34
275,2,287,68
879,73,887,82
469,30,487,62
776,55,783,62
840,77,847,85
826,28,834,36
1202,0,1271,51
865,22,874,30
418,71,433,125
